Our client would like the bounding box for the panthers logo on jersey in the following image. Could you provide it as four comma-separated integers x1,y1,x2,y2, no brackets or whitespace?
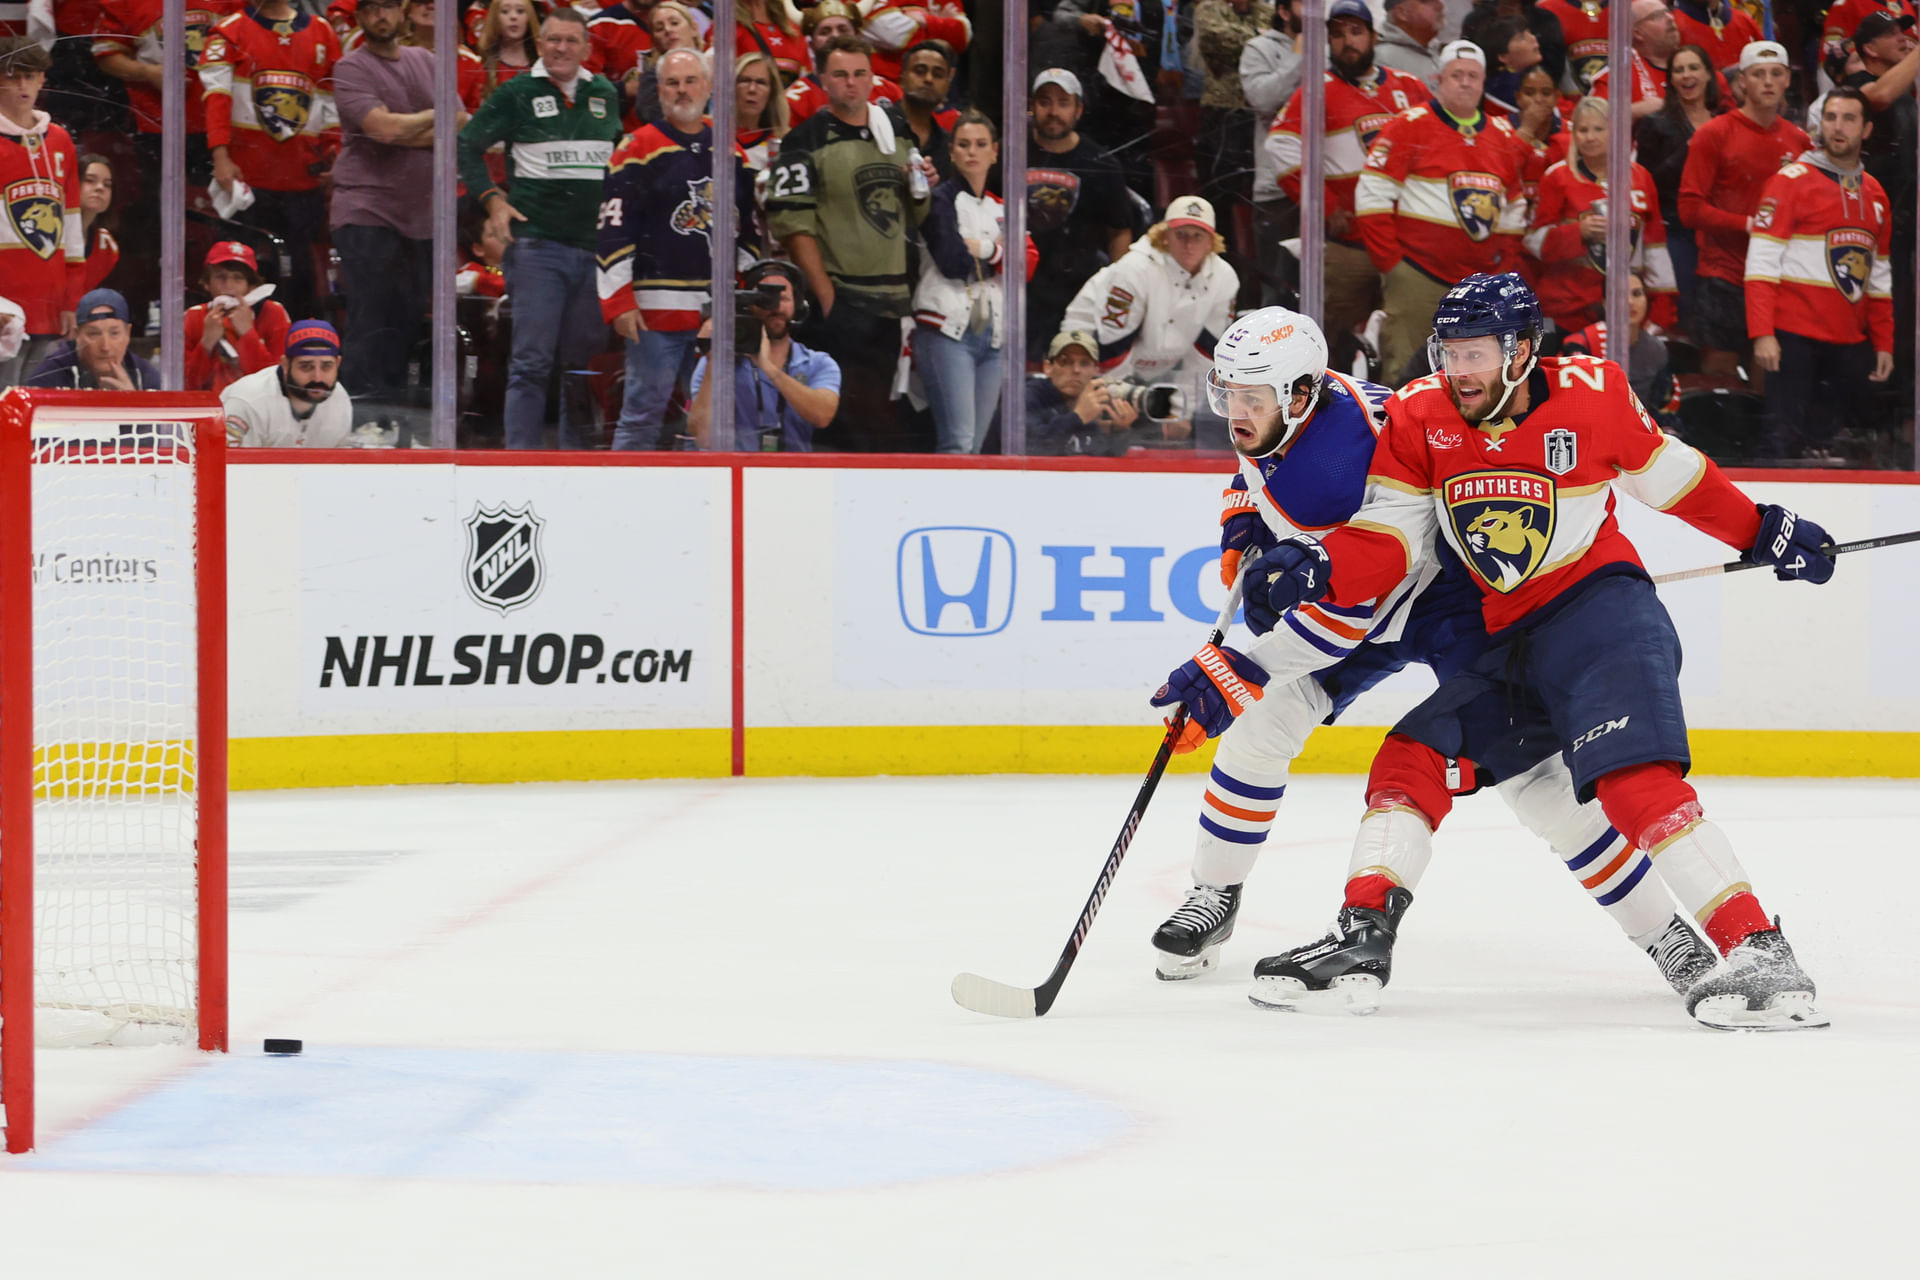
1826,228,1875,305
6,178,64,260
1449,172,1504,242
1353,111,1393,149
854,161,903,235
670,177,714,237
252,71,314,142
1443,469,1557,593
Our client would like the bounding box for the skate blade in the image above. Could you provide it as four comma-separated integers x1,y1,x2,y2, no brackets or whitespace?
1247,973,1382,1015
1693,991,1832,1032
1154,943,1223,981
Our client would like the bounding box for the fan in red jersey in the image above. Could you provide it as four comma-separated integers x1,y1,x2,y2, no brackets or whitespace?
0,35,82,389
1239,272,1837,1031
785,2,901,128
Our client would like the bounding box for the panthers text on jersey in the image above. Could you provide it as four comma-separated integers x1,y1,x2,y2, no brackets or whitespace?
1317,356,1764,633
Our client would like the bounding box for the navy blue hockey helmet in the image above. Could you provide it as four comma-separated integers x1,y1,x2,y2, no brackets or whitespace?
1429,273,1542,345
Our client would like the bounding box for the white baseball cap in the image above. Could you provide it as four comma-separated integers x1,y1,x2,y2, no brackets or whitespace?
1738,40,1789,71
1032,68,1083,99
1438,38,1487,70
1166,195,1216,232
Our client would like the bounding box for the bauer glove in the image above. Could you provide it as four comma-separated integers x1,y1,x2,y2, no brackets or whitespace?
1243,535,1332,635
1744,504,1835,584
1150,643,1270,752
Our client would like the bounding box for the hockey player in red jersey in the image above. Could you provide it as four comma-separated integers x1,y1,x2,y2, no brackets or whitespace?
198,0,341,318
1242,273,1836,1031
0,36,83,386
1745,86,1895,458
1354,39,1527,383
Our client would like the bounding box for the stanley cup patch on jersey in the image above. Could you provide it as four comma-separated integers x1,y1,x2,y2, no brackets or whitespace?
1449,172,1504,242
252,71,315,141
1543,428,1578,475
1443,470,1557,593
1826,228,1875,304
6,178,64,260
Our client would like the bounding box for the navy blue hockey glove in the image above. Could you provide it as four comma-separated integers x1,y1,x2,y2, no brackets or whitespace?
1243,535,1333,636
1151,644,1271,752
1745,504,1835,584
1218,483,1276,588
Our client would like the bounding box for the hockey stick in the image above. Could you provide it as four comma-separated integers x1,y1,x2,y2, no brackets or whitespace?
951,573,1248,1019
1651,529,1920,586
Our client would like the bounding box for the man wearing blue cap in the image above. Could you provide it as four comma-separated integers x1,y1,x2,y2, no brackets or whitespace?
26,289,162,390
222,319,355,448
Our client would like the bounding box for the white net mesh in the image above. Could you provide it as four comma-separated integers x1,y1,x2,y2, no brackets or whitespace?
30,418,200,1045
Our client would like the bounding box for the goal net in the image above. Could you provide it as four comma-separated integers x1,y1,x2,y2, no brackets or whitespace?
0,389,228,1154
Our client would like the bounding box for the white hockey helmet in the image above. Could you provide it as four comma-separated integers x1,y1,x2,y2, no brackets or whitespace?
1206,306,1330,456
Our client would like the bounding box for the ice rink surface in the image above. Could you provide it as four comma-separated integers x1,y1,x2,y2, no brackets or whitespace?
3,771,1915,1278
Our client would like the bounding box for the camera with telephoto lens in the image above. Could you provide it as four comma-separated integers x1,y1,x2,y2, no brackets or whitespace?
698,281,786,359
1102,379,1185,422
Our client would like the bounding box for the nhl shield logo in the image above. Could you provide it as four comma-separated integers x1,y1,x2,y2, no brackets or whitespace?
1826,228,1875,305
6,178,63,260
1449,172,1503,243
1443,470,1556,594
1543,428,1578,476
252,71,314,142
464,503,545,615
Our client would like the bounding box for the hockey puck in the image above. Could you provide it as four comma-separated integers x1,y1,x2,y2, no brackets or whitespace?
263,1038,304,1056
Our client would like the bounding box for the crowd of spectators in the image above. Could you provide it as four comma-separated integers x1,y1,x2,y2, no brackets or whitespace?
0,0,1913,465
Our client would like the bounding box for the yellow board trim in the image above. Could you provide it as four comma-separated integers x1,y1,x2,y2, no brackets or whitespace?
223,726,1920,790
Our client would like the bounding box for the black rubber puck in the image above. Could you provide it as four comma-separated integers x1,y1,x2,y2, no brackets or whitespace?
263,1038,304,1055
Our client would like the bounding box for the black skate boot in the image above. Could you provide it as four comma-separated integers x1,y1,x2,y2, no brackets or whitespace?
1248,887,1413,1014
1684,919,1830,1031
1644,914,1720,997
1152,883,1242,980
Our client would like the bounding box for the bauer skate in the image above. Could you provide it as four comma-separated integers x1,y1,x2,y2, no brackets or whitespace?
1685,920,1830,1032
1152,883,1241,980
1248,887,1412,1015
1644,914,1721,997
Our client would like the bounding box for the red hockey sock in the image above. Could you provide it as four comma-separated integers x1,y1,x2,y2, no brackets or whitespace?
1344,873,1397,911
1703,891,1772,955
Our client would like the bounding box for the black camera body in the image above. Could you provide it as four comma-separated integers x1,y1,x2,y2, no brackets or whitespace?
732,281,784,356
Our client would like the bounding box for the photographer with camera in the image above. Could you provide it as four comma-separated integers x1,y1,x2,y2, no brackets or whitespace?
685,260,841,451
597,47,760,450
1022,329,1139,457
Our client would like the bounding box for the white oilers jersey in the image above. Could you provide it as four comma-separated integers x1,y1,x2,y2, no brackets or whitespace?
1230,372,1436,687
221,364,352,448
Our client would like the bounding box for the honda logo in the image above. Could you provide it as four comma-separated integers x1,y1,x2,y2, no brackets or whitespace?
897,527,1016,636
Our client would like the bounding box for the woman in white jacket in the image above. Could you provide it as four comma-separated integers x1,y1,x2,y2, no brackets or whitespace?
911,110,1036,453
1061,196,1241,441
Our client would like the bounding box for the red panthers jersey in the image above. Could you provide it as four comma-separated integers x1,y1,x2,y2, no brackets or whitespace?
0,116,84,335
1746,158,1894,350
1524,156,1677,331
1354,103,1528,282
93,0,244,134
858,1,970,80
783,71,903,128
199,7,341,193
1675,3,1762,71
1266,66,1426,241
1538,0,1612,93
1320,356,1763,632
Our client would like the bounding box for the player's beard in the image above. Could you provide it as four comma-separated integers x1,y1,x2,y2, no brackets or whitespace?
1231,411,1285,456
1449,377,1499,424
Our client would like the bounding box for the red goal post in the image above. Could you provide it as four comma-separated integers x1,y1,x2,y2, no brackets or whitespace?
0,389,228,1155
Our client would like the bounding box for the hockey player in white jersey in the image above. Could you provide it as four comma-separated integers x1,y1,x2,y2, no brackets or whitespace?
1144,307,1719,1008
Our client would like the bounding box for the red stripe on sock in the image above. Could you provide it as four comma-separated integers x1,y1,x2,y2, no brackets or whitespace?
1705,892,1771,955
1344,873,1395,911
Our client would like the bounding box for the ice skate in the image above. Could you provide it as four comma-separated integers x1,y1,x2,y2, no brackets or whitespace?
1685,921,1830,1032
1644,914,1720,997
1248,887,1412,1014
1152,883,1241,980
